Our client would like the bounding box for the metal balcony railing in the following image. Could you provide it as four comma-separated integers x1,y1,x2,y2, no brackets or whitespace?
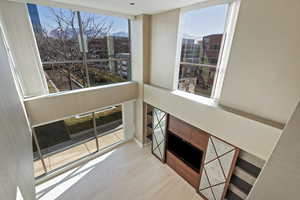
178,62,217,97
42,58,130,93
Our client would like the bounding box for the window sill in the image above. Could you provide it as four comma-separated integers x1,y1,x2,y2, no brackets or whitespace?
171,90,218,108
24,81,137,101
171,89,284,129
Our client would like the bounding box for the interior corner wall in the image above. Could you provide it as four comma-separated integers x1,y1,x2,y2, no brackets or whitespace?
219,0,300,124
122,101,136,141
150,9,181,90
0,19,35,200
247,101,300,200
0,0,48,97
131,15,151,144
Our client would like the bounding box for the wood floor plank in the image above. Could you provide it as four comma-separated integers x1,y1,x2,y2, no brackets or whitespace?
36,141,204,200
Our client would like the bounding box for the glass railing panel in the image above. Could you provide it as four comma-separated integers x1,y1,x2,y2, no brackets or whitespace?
32,105,124,178
33,159,47,177
32,113,96,176
95,105,123,149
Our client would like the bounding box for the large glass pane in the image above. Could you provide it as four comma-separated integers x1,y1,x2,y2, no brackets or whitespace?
80,11,130,86
27,4,131,95
27,4,87,93
32,106,124,177
33,159,47,177
179,4,229,97
32,114,97,177
95,105,124,150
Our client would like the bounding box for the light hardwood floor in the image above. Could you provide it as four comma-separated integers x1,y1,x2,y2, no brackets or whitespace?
36,141,204,200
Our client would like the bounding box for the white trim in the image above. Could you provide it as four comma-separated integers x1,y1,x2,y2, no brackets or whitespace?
210,2,232,99
1,1,49,97
172,10,184,90
212,0,241,101
134,137,143,148
181,0,236,13
30,99,135,128
24,3,49,96
24,81,137,101
11,0,134,19
143,141,152,148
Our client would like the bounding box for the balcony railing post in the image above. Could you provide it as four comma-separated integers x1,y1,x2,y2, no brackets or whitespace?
32,128,48,174
93,112,100,151
67,64,73,90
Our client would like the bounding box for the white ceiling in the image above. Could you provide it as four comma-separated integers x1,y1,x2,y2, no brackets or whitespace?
49,0,207,15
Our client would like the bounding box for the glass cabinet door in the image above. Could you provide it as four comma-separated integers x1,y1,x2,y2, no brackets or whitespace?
152,108,167,162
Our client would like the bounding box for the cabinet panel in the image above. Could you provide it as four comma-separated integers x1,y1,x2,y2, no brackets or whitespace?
176,154,200,188
168,116,192,142
166,151,200,188
152,108,167,162
190,127,209,151
166,151,177,171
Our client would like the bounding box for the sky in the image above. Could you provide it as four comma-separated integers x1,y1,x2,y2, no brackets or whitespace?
181,4,229,39
37,5,129,34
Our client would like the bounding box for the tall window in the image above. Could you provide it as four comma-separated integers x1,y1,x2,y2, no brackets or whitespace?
178,4,229,98
27,4,131,94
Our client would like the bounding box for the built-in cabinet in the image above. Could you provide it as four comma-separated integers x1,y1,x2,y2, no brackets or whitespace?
199,136,239,200
151,108,167,162
150,112,239,200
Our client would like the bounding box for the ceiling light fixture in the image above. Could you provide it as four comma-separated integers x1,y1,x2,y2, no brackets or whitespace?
129,2,135,5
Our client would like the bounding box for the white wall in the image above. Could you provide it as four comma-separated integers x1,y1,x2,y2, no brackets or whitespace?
247,101,300,200
149,0,300,126
131,15,151,143
144,84,281,160
122,101,136,141
0,20,35,200
24,82,138,126
150,9,181,90
0,1,48,97
220,0,300,124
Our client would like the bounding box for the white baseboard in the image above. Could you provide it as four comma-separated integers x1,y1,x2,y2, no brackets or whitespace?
134,138,143,148
143,141,152,147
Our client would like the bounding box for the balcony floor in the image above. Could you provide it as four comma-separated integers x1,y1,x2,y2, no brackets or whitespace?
34,129,124,177
35,141,203,200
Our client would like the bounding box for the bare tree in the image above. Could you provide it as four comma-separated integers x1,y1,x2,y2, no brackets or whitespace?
35,8,113,62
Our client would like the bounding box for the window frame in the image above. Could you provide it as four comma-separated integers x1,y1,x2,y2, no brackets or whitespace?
26,3,133,97
175,0,241,101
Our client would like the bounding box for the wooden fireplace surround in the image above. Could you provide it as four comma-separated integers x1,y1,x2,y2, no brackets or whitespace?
156,115,239,200
166,115,209,188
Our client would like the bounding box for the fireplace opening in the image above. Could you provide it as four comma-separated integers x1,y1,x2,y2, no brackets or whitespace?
167,132,203,172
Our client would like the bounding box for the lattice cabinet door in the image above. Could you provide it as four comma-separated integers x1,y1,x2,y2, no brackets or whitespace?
199,136,239,200
151,108,167,162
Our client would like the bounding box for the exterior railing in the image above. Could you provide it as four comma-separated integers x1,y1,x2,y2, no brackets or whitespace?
32,106,124,178
178,62,217,97
42,58,130,93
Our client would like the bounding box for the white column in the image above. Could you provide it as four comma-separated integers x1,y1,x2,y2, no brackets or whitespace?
122,101,135,141
131,15,151,145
